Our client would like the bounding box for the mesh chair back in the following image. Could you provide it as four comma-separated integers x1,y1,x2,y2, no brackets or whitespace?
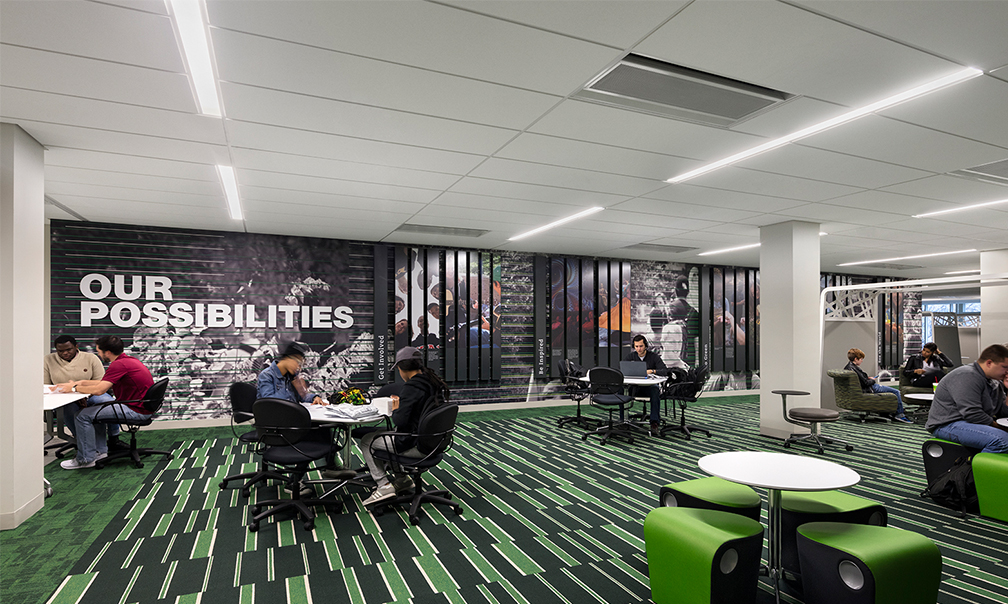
141,378,169,414
229,382,258,424
253,398,313,446
415,403,459,456
588,366,624,396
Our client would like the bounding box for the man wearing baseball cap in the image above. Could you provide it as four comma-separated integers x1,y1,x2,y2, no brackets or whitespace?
359,346,450,507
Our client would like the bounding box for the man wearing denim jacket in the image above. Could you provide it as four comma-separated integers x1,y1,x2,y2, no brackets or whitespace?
256,341,325,405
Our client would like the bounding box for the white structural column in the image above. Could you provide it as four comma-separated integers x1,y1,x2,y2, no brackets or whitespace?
759,221,821,438
0,124,46,529
980,249,1008,350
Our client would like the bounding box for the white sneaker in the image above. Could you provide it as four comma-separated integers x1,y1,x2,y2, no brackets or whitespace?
61,458,95,470
95,453,108,461
392,475,414,493
362,482,397,507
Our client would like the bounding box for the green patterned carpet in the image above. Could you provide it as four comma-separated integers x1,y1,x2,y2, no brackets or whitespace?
5,399,1008,604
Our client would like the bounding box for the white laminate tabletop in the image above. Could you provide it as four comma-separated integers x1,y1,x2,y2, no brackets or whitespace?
43,391,88,412
302,402,387,425
578,375,667,386
997,418,1008,428
904,393,935,401
699,451,860,492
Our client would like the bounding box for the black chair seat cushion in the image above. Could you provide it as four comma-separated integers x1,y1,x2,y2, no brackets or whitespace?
594,394,633,406
789,407,840,422
373,450,443,470
239,429,258,444
263,441,333,465
98,414,152,427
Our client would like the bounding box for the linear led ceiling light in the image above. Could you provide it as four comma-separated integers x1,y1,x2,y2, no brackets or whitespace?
508,207,604,241
216,165,242,220
698,242,761,256
913,197,1008,218
944,269,981,275
168,0,222,116
666,66,982,184
837,249,976,267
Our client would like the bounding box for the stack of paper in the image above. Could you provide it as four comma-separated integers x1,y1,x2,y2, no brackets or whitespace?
324,404,379,420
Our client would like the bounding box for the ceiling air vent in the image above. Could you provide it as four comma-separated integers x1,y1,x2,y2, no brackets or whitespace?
621,243,697,254
949,157,1008,187
394,224,488,238
574,54,791,127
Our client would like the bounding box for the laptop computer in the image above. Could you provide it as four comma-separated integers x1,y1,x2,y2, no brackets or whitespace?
620,360,648,377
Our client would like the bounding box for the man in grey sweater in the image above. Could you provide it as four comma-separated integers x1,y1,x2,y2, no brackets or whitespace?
926,344,1008,454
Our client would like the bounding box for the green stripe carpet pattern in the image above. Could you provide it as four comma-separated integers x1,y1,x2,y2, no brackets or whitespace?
7,399,1008,604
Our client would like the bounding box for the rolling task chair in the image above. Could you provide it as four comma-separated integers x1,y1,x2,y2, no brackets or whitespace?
659,365,712,439
556,359,595,430
370,402,463,525
219,382,288,497
94,377,173,469
581,366,636,445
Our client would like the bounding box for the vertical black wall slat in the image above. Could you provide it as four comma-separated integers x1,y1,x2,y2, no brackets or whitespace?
373,244,389,384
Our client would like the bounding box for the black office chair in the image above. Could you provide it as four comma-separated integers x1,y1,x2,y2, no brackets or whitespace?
94,378,173,469
370,403,463,525
581,367,636,445
219,382,287,497
247,398,341,532
659,365,712,439
556,359,596,430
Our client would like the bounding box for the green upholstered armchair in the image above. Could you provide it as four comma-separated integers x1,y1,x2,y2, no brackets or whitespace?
898,364,949,397
827,370,898,422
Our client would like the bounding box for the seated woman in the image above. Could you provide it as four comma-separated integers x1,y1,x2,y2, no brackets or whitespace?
845,348,911,423
359,346,450,507
904,342,954,389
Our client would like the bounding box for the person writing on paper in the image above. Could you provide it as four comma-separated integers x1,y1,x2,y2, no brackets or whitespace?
926,344,1008,454
904,342,954,388
845,348,912,423
622,335,669,435
360,346,450,507
45,335,125,449
256,341,326,405
54,335,154,470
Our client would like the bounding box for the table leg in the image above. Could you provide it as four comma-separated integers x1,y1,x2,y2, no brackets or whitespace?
768,488,782,604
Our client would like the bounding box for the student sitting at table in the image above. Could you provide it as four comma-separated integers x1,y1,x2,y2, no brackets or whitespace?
359,346,450,507
926,344,1008,454
904,342,954,389
845,348,912,423
622,335,669,435
44,334,124,449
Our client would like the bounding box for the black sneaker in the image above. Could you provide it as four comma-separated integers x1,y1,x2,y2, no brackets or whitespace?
108,438,130,452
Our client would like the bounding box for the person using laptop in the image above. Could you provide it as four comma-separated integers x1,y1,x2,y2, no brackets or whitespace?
622,335,669,434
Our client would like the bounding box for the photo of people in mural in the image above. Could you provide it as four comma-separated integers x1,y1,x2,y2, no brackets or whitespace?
708,266,760,390
50,221,374,420
631,262,698,370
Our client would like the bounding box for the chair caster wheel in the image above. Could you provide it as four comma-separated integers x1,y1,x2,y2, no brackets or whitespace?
600,439,607,446
628,438,634,445
304,520,314,532
817,448,825,454
45,487,54,498
454,506,463,516
219,481,228,490
409,515,420,526
845,445,854,452
134,462,144,469
241,489,250,498
783,442,791,449
581,434,588,441
248,522,258,532
167,454,174,460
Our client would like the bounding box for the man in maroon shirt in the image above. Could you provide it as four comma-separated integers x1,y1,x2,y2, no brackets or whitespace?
54,335,155,469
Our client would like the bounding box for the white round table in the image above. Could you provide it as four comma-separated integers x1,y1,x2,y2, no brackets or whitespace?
905,393,934,402
698,451,860,604
577,374,667,387
997,417,1008,428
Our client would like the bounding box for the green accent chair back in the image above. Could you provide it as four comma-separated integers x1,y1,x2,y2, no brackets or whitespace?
658,477,762,522
797,522,942,604
779,490,887,584
973,452,1008,523
826,370,898,421
644,507,764,604
898,364,950,397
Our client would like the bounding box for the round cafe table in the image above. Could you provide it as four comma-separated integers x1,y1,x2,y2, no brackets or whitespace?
698,451,860,604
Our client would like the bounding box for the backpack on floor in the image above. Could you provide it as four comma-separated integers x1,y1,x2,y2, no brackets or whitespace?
922,454,979,516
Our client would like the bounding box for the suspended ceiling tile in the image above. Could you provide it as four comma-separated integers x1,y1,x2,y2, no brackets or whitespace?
599,209,720,231
45,183,223,208
225,121,483,174
208,0,621,95
612,197,762,223
210,28,560,131
433,192,579,216
635,0,957,107
882,218,1001,238
688,166,863,202
45,166,222,197
645,184,807,213
13,120,229,165
411,204,532,227
44,204,79,222
796,0,1008,71
239,187,428,215
528,99,759,161
221,82,517,156
381,231,509,249
447,176,630,206
730,97,843,138
241,199,415,221
440,1,688,48
235,171,437,204
821,190,934,215
469,158,665,197
0,0,182,71
0,45,195,112
737,144,933,190
801,114,1008,174
699,223,762,237
44,148,219,181
880,174,1008,204
1,87,227,145
770,202,905,226
495,132,695,180
231,148,461,191
244,217,395,243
